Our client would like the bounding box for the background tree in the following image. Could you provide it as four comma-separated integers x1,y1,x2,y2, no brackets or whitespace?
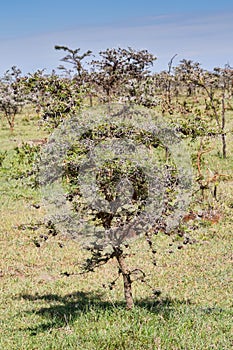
91,47,156,103
0,66,28,132
193,66,232,158
54,45,92,80
172,60,233,157
55,45,96,106
22,70,84,128
174,59,203,97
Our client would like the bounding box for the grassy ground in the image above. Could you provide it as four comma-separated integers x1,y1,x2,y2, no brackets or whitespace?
0,110,233,349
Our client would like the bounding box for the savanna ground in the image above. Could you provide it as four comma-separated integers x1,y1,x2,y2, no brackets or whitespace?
0,107,233,350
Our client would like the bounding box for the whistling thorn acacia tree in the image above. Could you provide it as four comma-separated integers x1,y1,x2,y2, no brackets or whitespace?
91,47,156,103
54,45,92,80
195,67,232,159
22,70,83,128
39,105,192,309
174,60,233,157
0,66,28,132
54,45,97,106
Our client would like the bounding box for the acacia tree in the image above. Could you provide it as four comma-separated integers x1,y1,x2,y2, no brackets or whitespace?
0,66,28,132
22,70,84,128
193,67,232,158
91,47,156,103
54,45,97,106
173,60,233,157
54,45,92,81
210,65,233,158
38,105,192,309
174,59,203,97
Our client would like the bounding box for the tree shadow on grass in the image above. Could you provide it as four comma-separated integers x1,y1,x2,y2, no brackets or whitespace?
17,290,192,335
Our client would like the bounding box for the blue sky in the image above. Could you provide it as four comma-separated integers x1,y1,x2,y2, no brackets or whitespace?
0,0,233,75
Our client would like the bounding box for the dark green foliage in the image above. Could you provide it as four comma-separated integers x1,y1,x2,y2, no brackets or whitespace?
6,143,41,186
21,71,84,128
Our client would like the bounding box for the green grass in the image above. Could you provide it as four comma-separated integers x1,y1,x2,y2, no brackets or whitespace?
0,110,233,349
0,294,232,349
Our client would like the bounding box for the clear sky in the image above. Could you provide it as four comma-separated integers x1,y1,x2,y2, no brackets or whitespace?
0,0,233,75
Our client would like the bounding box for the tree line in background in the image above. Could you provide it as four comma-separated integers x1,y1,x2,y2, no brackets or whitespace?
0,45,232,158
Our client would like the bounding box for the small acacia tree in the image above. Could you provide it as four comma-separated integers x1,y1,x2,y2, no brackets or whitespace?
54,45,92,81
54,45,96,106
0,66,28,132
91,47,156,103
22,70,83,128
39,105,192,309
174,60,233,158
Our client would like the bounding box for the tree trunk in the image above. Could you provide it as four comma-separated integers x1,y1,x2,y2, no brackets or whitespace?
89,94,93,107
221,133,226,159
114,247,134,309
9,118,15,133
221,95,226,158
